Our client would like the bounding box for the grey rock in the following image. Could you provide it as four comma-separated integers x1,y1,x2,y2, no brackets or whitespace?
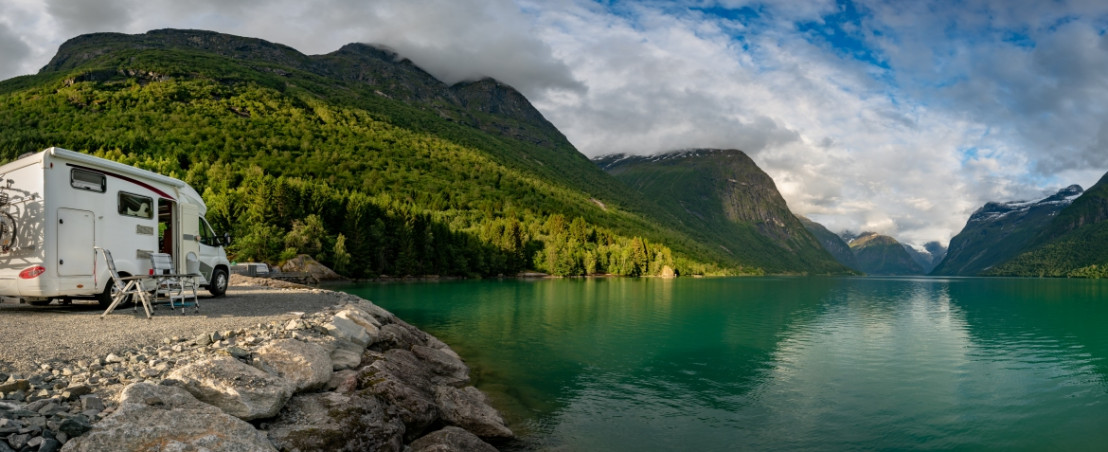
0,379,29,394
251,339,332,392
0,441,13,452
195,333,213,346
433,386,513,439
324,315,371,347
411,345,469,387
327,369,358,394
329,340,364,371
103,354,124,364
79,395,104,413
59,382,276,452
39,437,61,452
376,323,427,350
410,426,498,452
55,414,92,438
360,351,440,440
7,433,29,449
166,356,294,421
265,392,404,452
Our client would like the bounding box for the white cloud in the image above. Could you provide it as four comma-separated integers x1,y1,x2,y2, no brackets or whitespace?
1,0,1107,248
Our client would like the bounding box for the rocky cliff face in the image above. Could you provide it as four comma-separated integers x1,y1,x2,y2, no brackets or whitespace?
799,216,860,271
931,185,1083,275
903,241,946,274
849,232,924,275
596,149,851,274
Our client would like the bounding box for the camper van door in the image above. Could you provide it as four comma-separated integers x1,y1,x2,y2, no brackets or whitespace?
179,202,201,275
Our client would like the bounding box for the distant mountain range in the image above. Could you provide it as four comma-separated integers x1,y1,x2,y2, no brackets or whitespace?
846,232,924,275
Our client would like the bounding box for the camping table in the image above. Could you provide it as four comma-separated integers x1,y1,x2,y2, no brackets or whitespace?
152,273,203,314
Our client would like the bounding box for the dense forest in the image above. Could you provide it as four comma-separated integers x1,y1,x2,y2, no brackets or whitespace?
0,30,745,278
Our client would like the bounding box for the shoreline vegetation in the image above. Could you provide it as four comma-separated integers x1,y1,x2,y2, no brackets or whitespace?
0,277,514,451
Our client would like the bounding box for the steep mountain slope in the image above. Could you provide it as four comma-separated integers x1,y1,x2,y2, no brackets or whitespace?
595,150,852,274
989,173,1108,277
903,242,946,274
799,216,860,271
849,232,924,275
931,185,1083,276
0,29,734,277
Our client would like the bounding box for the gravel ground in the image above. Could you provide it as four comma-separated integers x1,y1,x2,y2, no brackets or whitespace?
0,275,353,376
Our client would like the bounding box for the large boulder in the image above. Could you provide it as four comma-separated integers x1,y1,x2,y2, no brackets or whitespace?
60,382,275,452
329,339,365,371
265,392,404,452
359,351,440,440
280,254,344,281
252,339,333,392
166,356,294,420
433,386,513,439
411,345,469,387
409,426,498,452
325,315,372,348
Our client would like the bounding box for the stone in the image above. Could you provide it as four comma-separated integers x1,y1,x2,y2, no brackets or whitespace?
324,315,371,347
166,356,294,421
327,370,358,394
61,385,92,401
0,379,30,394
79,395,104,413
38,437,61,452
360,351,440,440
279,254,341,281
433,386,513,439
251,339,333,392
104,354,124,364
376,323,426,350
411,345,470,387
409,426,499,452
329,340,364,371
265,392,404,452
55,414,92,438
7,433,29,449
59,382,275,452
195,333,213,346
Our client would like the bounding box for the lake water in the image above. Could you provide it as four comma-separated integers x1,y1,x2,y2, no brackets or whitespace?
338,277,1108,451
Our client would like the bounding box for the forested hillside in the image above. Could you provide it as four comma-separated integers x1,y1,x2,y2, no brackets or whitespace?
0,29,735,278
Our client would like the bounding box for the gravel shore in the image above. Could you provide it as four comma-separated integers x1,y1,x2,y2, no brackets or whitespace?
0,276,345,376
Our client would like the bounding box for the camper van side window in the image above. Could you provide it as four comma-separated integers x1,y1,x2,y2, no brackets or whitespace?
70,168,106,192
118,192,154,219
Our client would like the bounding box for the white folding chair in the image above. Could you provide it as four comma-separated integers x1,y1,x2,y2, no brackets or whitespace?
95,246,153,319
151,253,199,314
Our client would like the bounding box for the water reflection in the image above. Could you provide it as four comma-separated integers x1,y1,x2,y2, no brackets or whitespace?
341,277,1108,451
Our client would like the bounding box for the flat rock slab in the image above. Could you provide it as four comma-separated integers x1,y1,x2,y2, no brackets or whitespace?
167,356,294,421
265,392,404,452
433,386,513,439
252,339,333,392
60,382,275,452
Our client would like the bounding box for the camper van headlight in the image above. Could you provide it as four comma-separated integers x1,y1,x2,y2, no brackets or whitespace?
19,266,46,279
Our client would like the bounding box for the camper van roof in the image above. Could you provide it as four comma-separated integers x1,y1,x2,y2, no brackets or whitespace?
44,147,207,213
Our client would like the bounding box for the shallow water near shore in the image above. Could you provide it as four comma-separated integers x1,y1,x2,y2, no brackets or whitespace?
339,277,1108,450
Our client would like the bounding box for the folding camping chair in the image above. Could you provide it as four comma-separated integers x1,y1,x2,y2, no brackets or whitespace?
151,253,200,314
95,246,154,319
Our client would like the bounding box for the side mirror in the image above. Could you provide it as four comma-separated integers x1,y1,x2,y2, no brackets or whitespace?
221,233,233,247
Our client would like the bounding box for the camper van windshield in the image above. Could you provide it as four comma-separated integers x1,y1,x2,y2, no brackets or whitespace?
118,192,153,219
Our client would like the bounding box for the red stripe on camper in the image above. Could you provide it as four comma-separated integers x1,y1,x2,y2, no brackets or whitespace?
66,164,175,200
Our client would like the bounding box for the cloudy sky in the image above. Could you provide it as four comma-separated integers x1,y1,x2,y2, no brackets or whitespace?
3,0,1108,247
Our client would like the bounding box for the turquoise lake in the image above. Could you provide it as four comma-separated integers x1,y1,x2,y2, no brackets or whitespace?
338,277,1108,451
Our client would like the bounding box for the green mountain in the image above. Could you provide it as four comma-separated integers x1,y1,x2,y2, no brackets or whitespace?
848,232,923,275
0,29,739,278
931,185,1084,276
594,150,852,274
798,216,859,271
988,173,1108,277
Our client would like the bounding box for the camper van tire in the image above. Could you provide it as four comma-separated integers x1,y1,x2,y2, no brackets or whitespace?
96,279,131,308
208,267,228,297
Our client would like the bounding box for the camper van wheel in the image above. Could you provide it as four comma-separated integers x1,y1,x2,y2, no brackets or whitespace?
97,280,132,308
208,268,228,297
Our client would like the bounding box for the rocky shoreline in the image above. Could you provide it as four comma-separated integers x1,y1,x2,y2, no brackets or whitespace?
0,287,512,451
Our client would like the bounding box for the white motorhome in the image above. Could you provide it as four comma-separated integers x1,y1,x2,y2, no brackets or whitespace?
0,147,231,305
